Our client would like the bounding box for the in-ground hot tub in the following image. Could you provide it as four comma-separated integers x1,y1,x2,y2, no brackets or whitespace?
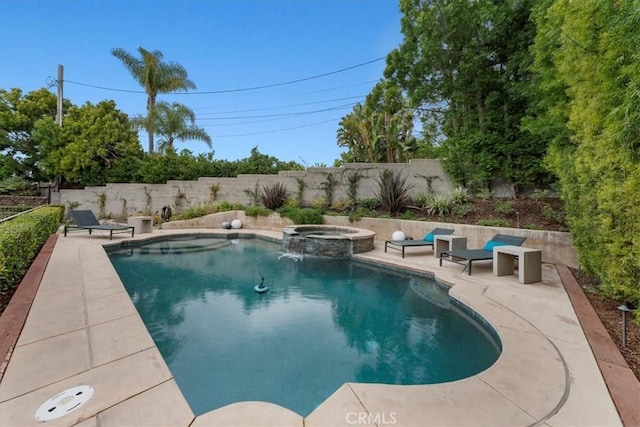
282,225,375,258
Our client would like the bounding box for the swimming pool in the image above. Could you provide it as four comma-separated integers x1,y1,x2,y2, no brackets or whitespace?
107,235,500,416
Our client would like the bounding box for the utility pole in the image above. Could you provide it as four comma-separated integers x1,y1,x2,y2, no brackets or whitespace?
56,65,63,127
52,64,64,198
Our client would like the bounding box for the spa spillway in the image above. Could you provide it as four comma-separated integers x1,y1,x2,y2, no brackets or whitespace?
282,225,375,258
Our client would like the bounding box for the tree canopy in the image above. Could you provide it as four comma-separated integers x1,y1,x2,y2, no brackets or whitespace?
38,100,143,186
111,47,196,153
0,88,66,181
383,0,547,194
337,80,420,163
137,101,212,153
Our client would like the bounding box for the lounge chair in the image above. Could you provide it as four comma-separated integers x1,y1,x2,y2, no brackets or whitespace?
439,234,526,275
64,210,135,240
385,228,454,258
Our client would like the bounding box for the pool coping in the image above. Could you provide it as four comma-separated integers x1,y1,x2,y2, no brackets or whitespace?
0,228,630,426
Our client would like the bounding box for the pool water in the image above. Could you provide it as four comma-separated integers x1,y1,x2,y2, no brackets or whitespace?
107,236,500,416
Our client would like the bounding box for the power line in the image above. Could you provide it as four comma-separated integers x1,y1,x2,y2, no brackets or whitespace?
196,102,356,120
192,80,377,112
212,117,341,138
64,56,385,95
197,95,365,116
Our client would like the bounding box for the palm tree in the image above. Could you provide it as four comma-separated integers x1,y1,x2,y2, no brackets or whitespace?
111,47,196,153
143,102,211,152
337,103,378,162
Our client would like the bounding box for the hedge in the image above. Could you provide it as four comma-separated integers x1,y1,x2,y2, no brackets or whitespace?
0,206,64,293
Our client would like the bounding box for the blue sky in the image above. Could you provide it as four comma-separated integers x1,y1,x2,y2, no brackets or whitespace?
0,0,403,166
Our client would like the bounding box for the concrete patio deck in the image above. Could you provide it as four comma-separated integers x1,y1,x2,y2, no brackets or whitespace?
0,228,624,426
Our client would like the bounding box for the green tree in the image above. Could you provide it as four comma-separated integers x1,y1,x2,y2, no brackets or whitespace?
337,103,376,163
0,88,66,180
137,101,211,153
111,47,196,153
338,80,418,164
235,147,304,175
38,101,143,185
531,0,640,307
386,0,546,194
365,80,417,163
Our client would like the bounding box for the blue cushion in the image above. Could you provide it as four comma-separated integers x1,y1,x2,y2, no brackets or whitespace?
423,232,434,243
483,241,509,251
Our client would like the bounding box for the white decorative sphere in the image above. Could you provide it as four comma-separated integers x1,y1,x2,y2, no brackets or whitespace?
221,221,231,229
231,219,243,229
392,231,406,241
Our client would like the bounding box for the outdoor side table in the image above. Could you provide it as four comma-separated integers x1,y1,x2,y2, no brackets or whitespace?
128,216,153,234
493,245,542,284
434,235,467,258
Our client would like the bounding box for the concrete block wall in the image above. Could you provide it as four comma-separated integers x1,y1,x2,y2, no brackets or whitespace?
54,159,456,217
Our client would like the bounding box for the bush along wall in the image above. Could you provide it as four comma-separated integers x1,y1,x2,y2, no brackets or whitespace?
0,206,64,293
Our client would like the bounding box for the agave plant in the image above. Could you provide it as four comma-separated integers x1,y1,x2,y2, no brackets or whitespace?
374,169,413,215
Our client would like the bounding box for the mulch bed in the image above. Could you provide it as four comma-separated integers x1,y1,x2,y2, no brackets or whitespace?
580,281,640,381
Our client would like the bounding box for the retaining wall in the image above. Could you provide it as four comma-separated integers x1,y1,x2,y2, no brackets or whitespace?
162,211,577,268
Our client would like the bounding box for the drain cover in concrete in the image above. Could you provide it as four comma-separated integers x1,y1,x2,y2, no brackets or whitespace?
35,385,94,422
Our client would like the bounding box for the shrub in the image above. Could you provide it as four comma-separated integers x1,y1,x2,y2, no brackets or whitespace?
261,182,288,210
476,218,511,227
348,207,368,223
0,206,63,292
475,188,493,199
173,203,216,220
216,201,239,212
284,198,300,209
330,199,352,211
279,207,324,224
494,200,516,215
358,198,380,211
402,210,415,220
452,203,474,217
531,188,550,202
245,206,273,217
426,194,453,216
309,198,326,209
374,169,413,215
412,193,434,209
449,186,471,204
542,205,565,223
